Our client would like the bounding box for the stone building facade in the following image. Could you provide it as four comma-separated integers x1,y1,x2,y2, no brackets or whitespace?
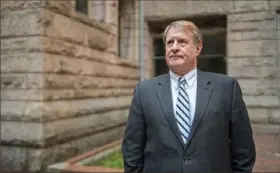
1,0,280,171
1,0,153,171
144,0,280,134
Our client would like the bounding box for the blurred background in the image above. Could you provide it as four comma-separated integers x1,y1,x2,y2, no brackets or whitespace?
1,0,279,172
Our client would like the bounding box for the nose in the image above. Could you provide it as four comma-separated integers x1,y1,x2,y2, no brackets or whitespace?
171,41,179,52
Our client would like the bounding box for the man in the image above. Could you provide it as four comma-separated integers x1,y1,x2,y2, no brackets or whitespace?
122,20,256,173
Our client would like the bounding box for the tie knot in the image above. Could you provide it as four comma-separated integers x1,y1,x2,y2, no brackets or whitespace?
179,77,186,86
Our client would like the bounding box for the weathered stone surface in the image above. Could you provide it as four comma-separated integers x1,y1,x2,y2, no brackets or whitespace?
44,74,138,89
1,52,43,73
42,36,75,56
227,57,276,67
44,109,128,145
41,0,115,35
46,54,139,78
1,101,26,120
73,11,116,35
105,1,119,25
228,65,277,78
41,0,74,17
0,0,75,15
144,1,233,21
42,37,138,68
248,108,269,123
228,30,277,40
187,0,234,15
1,109,127,146
118,0,138,59
227,11,275,22
1,9,42,37
24,102,49,121
42,8,110,51
45,125,125,169
1,88,133,101
269,0,280,10
227,40,276,57
1,89,43,101
27,74,44,89
1,96,132,122
1,37,42,53
1,125,125,171
252,123,280,135
106,34,118,54
39,96,132,120
88,0,105,22
1,74,27,89
1,73,43,89
1,120,44,145
227,19,276,32
0,0,138,172
268,109,280,125
1,146,29,171
1,101,49,122
0,0,41,12
43,88,133,100
244,96,279,108
238,79,278,96
233,0,269,12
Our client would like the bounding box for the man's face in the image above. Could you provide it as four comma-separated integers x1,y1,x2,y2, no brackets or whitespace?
165,26,202,76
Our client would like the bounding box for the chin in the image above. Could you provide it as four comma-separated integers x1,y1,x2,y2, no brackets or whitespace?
168,61,185,68
168,63,194,75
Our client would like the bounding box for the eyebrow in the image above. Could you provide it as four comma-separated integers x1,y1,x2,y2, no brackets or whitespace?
167,36,188,41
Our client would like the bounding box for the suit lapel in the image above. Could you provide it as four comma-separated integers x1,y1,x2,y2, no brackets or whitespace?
156,74,185,147
184,70,213,149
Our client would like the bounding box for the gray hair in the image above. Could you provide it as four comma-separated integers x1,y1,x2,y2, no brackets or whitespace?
162,20,203,45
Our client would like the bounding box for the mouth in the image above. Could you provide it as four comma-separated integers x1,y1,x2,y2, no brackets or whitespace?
170,55,183,59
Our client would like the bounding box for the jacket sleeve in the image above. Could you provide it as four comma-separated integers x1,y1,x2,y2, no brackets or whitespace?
230,79,256,172
122,84,146,173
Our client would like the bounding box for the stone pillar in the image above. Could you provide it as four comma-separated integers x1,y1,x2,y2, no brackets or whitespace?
104,0,118,54
1,1,46,171
119,0,137,61
88,0,105,22
144,20,155,79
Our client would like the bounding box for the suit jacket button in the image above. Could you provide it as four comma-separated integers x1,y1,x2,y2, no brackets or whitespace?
183,157,189,161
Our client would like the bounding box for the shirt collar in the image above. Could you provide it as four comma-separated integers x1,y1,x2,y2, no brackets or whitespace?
169,68,197,89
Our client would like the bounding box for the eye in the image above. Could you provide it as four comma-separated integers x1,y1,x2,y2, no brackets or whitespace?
167,40,174,46
178,39,188,45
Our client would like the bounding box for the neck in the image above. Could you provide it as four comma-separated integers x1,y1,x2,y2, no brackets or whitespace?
172,66,196,76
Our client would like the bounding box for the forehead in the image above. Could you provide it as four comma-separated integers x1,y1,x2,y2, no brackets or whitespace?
166,26,193,40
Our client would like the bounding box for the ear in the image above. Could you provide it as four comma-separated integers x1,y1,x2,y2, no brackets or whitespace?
196,42,203,56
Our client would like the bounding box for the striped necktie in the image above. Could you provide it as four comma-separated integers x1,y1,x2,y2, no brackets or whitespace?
175,77,191,143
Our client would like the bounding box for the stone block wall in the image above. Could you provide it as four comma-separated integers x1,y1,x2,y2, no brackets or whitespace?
1,0,139,171
144,0,280,132
227,1,280,133
144,21,155,79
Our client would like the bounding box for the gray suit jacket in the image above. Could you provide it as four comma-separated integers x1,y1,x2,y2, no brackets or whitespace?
122,70,256,173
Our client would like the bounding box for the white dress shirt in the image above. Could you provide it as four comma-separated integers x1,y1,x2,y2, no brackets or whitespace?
170,68,197,125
